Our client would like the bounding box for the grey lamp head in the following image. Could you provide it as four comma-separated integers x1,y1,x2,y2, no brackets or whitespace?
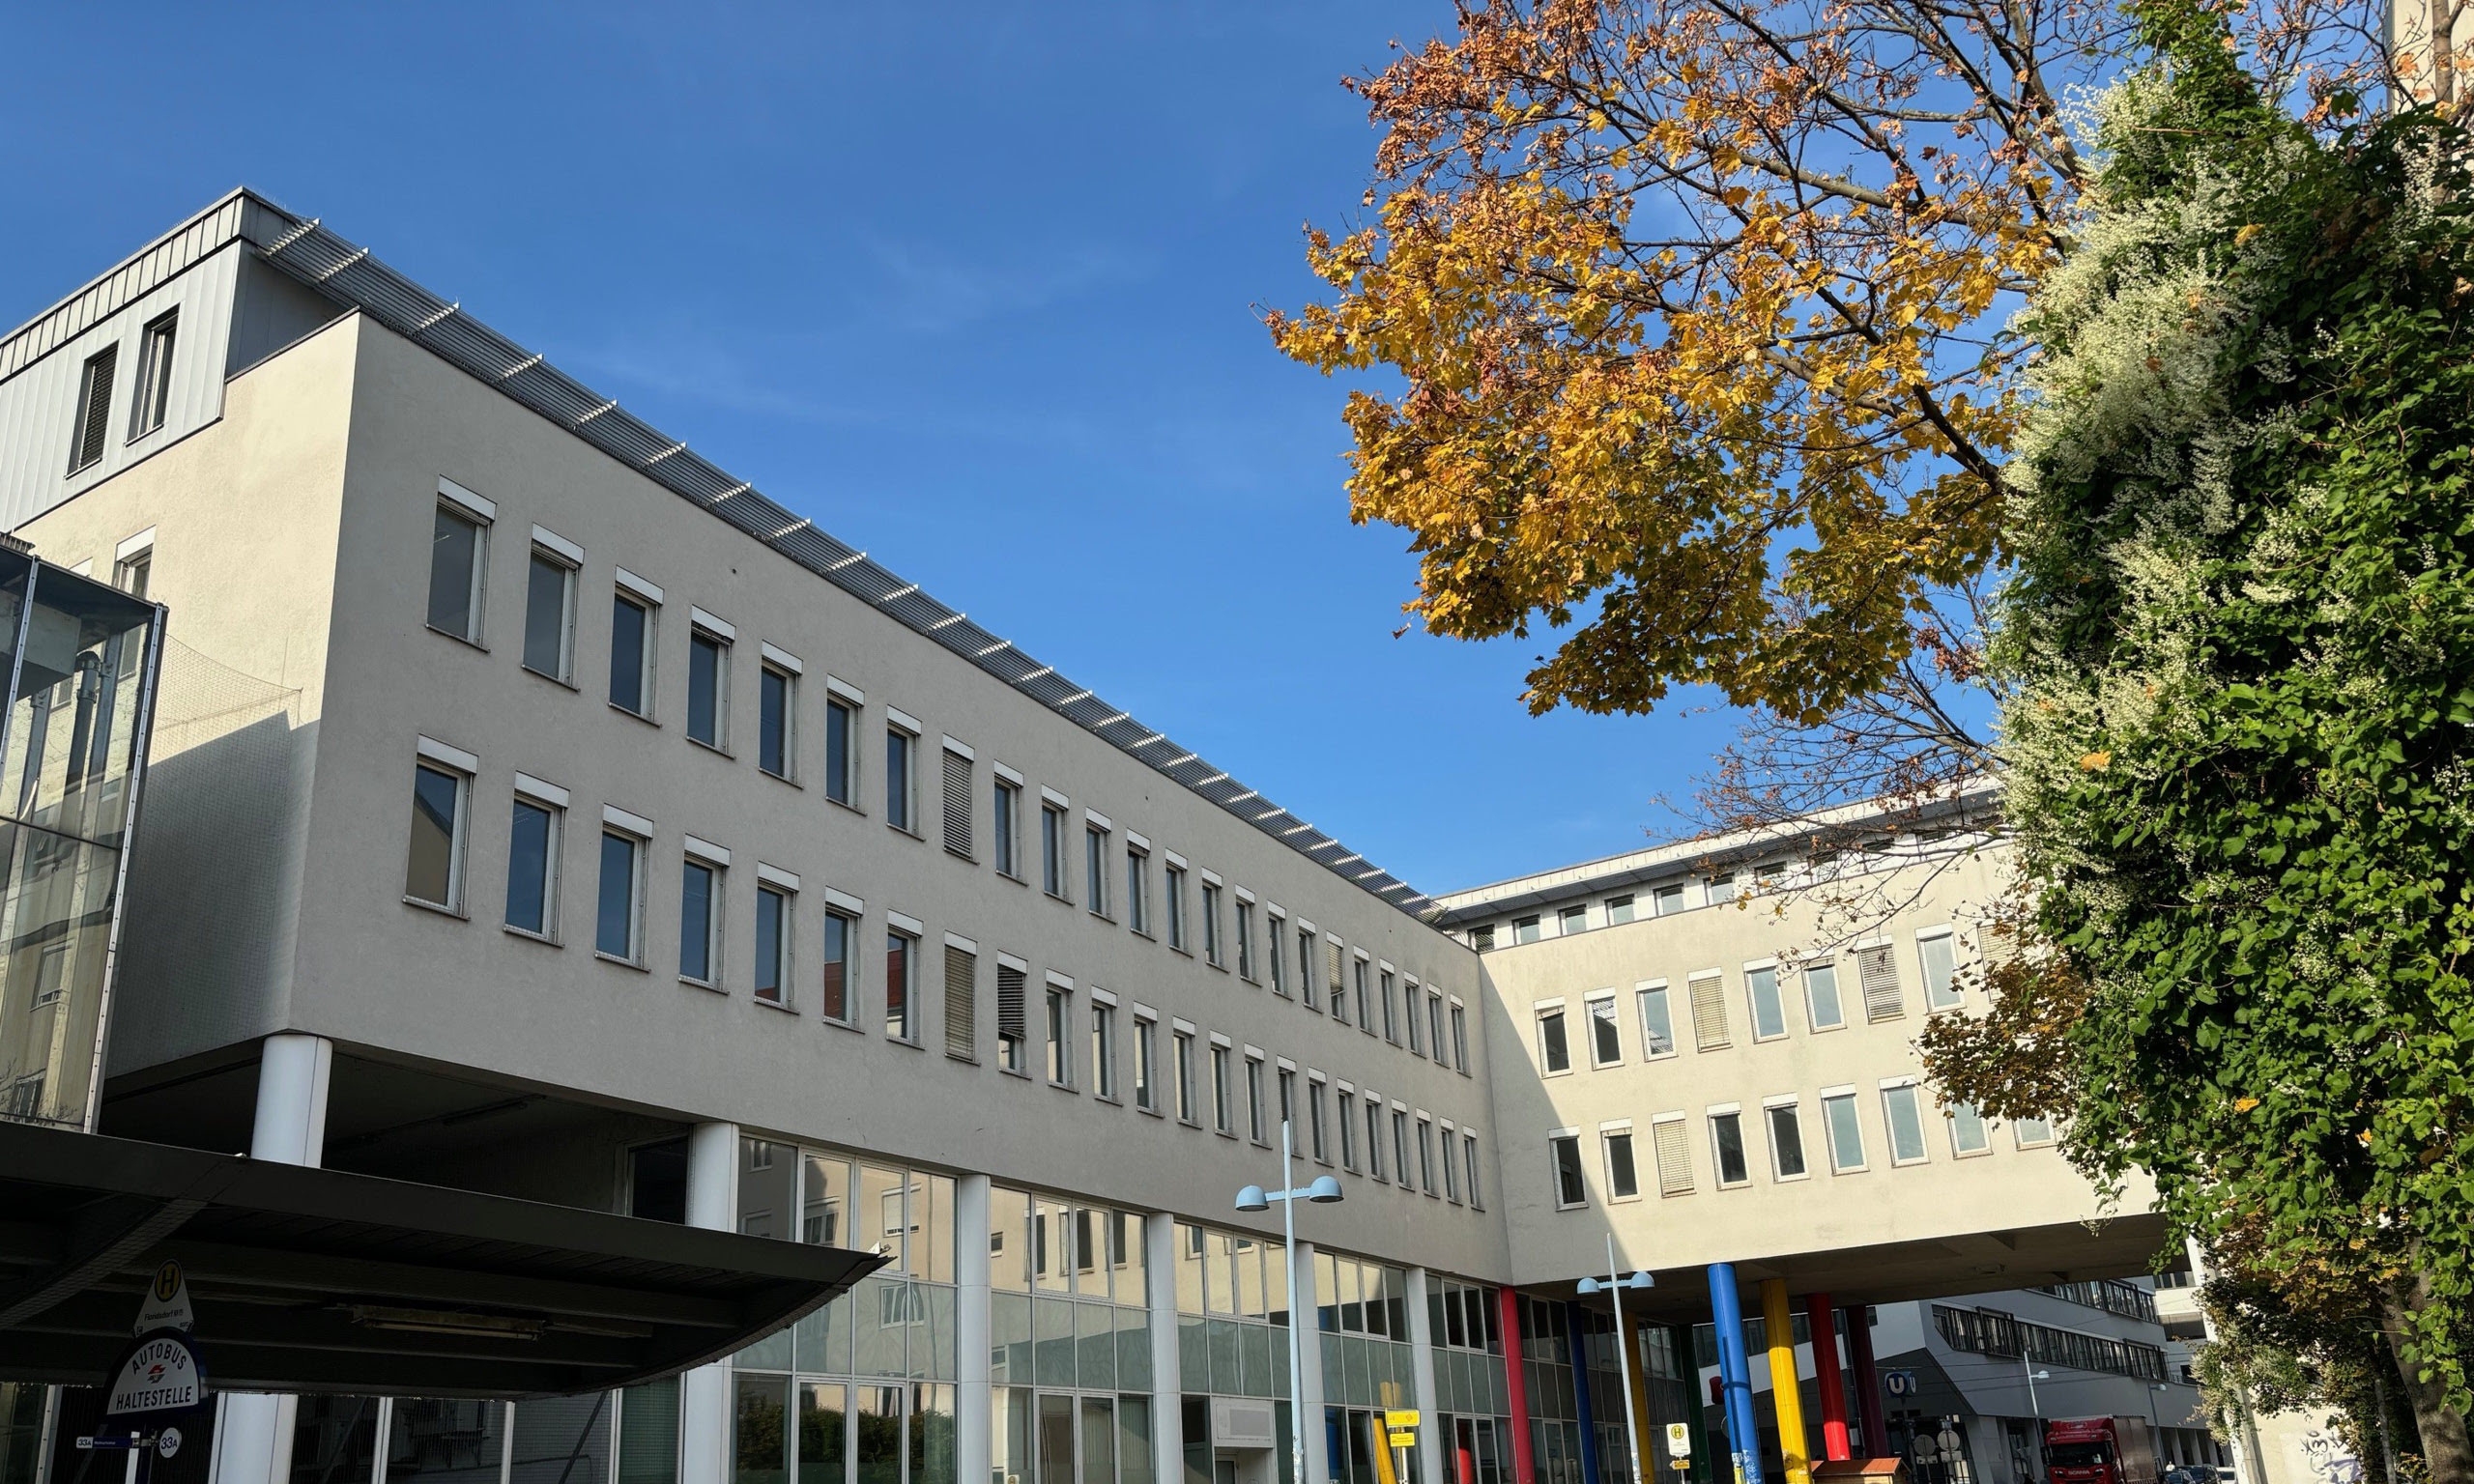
1234,1184,1271,1213
1306,1176,1344,1204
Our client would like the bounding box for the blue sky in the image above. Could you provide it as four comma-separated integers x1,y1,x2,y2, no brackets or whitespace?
0,1,1747,895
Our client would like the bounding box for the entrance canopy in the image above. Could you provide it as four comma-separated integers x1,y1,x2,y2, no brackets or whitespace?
0,1121,884,1398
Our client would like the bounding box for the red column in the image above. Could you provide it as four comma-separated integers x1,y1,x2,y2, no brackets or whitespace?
1500,1287,1537,1484
1805,1294,1852,1463
1844,1304,1884,1460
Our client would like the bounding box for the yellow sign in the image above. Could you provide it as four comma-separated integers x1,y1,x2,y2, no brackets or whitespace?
1386,1411,1421,1430
1666,1424,1692,1458
1389,1436,1418,1451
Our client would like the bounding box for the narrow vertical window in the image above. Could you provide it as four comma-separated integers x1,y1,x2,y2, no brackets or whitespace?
1041,805,1068,898
1805,961,1846,1030
1235,900,1255,980
1211,1045,1232,1132
519,548,577,682
755,884,791,1006
1165,865,1188,949
1710,1111,1750,1186
1309,1079,1329,1161
1768,1102,1807,1179
1277,1067,1295,1129
884,928,918,1041
427,503,486,642
68,344,117,473
943,942,977,1060
1537,1008,1570,1073
505,793,561,937
113,543,152,599
687,629,729,749
1451,1004,1468,1070
1636,983,1676,1056
1201,882,1223,965
1428,992,1448,1060
1126,847,1151,933
1690,971,1732,1050
680,857,722,985
1603,1130,1637,1200
992,777,1020,874
1417,1117,1436,1193
1823,1093,1866,1171
1085,825,1110,917
1379,969,1398,1042
1091,1004,1117,1099
1747,964,1788,1040
1654,1118,1696,1196
1393,1108,1411,1182
1245,1056,1266,1142
1133,1017,1157,1111
1302,929,1323,1010
405,761,470,911
884,727,917,831
1046,984,1073,1086
1550,1134,1586,1207
129,311,177,438
1338,1089,1359,1169
596,829,645,961
1948,1101,1991,1156
824,696,856,805
996,962,1028,1071
1464,1133,1484,1210
1266,914,1286,994
820,909,855,1024
1405,981,1424,1055
1442,1126,1461,1202
1858,943,1906,1020
1882,1084,1930,1163
941,746,973,857
1919,930,1963,1010
610,588,655,717
1354,959,1373,1032
759,666,795,780
1173,1031,1197,1122
1588,996,1622,1066
1366,1099,1385,1180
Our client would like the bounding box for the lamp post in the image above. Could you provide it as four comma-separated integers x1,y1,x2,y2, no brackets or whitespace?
1578,1234,1655,1484
1238,1118,1345,1484
2026,1365,2052,1484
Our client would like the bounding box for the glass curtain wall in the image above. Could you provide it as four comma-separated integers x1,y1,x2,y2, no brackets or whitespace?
1172,1221,1296,1484
991,1189,1155,1484
1316,1253,1421,1484
1424,1278,1511,1484
0,553,160,1131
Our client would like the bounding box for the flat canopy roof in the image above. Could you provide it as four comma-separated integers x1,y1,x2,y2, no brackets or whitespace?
0,1122,884,1398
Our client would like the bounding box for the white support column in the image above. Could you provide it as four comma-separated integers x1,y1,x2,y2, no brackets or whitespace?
210,1034,335,1484
1295,1241,1328,1484
681,1122,741,1484
957,1175,994,1484
1407,1268,1444,1484
1147,1213,1185,1484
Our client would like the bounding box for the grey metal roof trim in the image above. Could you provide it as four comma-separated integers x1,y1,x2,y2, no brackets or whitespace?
169,192,1435,918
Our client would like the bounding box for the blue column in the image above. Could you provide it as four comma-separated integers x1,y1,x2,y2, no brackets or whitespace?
1565,1300,1601,1484
1708,1265,1767,1484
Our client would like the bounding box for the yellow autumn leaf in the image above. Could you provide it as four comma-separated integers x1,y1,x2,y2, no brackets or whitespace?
2079,751,2112,771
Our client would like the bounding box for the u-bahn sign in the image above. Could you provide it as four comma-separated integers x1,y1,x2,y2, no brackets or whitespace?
101,1330,207,1421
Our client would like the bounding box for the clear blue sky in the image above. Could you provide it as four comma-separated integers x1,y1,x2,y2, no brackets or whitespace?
0,1,1745,895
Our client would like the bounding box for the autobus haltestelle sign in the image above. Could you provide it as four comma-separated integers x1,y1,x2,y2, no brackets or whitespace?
103,1330,206,1419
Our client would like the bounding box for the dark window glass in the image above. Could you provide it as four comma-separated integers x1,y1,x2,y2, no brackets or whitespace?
756,887,787,1003
885,931,914,1039
506,798,553,933
681,860,717,981
405,764,460,906
688,635,724,746
610,594,649,714
886,730,913,830
1607,1133,1638,1198
1539,1011,1569,1072
427,508,480,639
760,669,791,777
523,553,570,677
1713,1113,1750,1185
1552,1136,1586,1206
825,699,852,804
821,912,853,1022
597,833,638,957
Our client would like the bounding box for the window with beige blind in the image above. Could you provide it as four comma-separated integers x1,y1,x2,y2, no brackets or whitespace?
1689,971,1731,1051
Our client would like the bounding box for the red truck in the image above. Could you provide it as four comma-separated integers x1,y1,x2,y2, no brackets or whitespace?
2045,1417,2161,1484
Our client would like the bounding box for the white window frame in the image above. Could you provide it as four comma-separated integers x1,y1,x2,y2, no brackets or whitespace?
1744,957,1790,1042
1045,971,1076,1089
1948,1098,1994,1157
1918,926,1965,1012
884,711,922,836
405,739,476,915
609,572,661,721
753,868,797,1010
757,650,800,783
594,806,652,966
678,837,730,990
685,614,733,753
2013,1115,2058,1149
1547,1127,1588,1210
1085,819,1112,921
1636,979,1678,1060
823,681,863,810
1599,1119,1641,1203
1803,957,1849,1032
1535,999,1572,1075
1880,1077,1932,1166
992,767,1023,879
427,486,492,645
1707,1102,1752,1189
504,773,567,943
522,530,582,685
1763,1094,1810,1183
1820,1085,1869,1174
1132,1010,1161,1115
1584,990,1623,1069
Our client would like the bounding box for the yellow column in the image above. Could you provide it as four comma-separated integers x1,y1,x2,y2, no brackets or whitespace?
1625,1318,1659,1484
1762,1279,1811,1484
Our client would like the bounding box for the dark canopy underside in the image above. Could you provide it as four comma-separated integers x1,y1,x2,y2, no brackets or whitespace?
0,1122,883,1398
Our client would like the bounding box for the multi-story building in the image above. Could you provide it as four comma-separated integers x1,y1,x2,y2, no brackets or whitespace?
0,189,2215,1484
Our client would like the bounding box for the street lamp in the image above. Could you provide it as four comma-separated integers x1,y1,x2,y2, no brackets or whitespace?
2026,1367,2052,1484
1577,1235,1654,1484
1237,1118,1344,1484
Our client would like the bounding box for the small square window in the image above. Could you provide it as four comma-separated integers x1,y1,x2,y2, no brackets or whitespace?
1557,904,1587,936
1512,915,1541,945
1604,894,1636,926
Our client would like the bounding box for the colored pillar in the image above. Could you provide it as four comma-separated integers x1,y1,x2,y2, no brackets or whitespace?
1844,1306,1883,1460
1501,1288,1538,1484
1625,1319,1658,1484
1760,1281,1809,1484
1566,1302,1601,1484
1804,1296,1851,1463
1707,1266,1766,1484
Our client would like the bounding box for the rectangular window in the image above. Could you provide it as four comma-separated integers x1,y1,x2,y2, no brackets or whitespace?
680,857,722,985
1173,1031,1198,1123
943,942,977,1060
505,794,560,937
759,666,795,780
1301,928,1321,1010
1858,943,1906,1020
1326,941,1346,1020
1605,894,1636,926
1042,805,1069,899
129,310,177,438
405,761,470,911
1134,1017,1157,1111
1689,971,1731,1051
1428,992,1448,1060
1538,1008,1570,1072
68,344,116,473
1309,1079,1330,1161
1126,847,1151,933
610,589,655,717
1235,900,1255,980
939,746,972,856
1465,1133,1485,1210
1512,915,1541,945
596,829,645,961
1452,1003,1468,1070
1558,904,1587,936
1919,930,1963,1010
1949,1101,1992,1156
992,777,1020,875
1768,1102,1807,1180
1706,873,1737,905
1417,1117,1436,1193
1442,1125,1461,1202
755,884,791,1006
113,545,152,599
687,629,730,750
427,502,486,642
1091,1003,1117,1099
1550,1133,1587,1208
1471,924,1494,953
1353,959,1373,1032
1277,1067,1295,1131
821,909,855,1024
1393,1109,1412,1185
1245,1055,1266,1142
1747,964,1788,1040
1882,1084,1929,1163
1651,883,1685,916
1805,961,1846,1030
1338,1088,1359,1170
824,697,856,806
1604,1129,1638,1200
885,727,917,832
1165,866,1189,950
996,962,1028,1071
2014,1116,2057,1147
1637,983,1676,1057
885,928,918,1041
1086,826,1110,917
1210,1044,1233,1132
1823,1093,1867,1171
1046,985,1073,1086
1711,1111,1750,1187
523,548,579,682
1201,882,1223,965
1653,1118,1695,1196
1365,1099,1386,1181
1587,995,1622,1066
1405,980,1424,1055
1379,968,1397,1042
